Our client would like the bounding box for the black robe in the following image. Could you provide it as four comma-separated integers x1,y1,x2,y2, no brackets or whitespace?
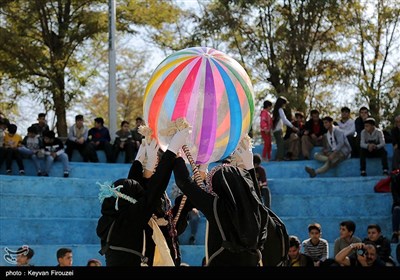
173,158,268,266
96,150,176,266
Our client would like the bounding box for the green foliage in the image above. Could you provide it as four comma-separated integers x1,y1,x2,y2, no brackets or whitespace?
0,0,107,136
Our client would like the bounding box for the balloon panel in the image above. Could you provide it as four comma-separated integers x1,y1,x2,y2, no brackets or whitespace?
143,47,254,164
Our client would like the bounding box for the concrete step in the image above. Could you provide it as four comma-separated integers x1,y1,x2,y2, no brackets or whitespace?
0,194,101,219
252,143,394,161
268,176,383,195
262,158,393,178
271,194,392,217
0,161,131,178
0,176,101,197
0,218,99,245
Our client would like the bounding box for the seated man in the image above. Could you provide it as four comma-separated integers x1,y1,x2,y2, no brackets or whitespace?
305,116,351,178
359,117,389,176
335,242,386,267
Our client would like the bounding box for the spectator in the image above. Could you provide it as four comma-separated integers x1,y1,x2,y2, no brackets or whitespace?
260,100,273,161
338,106,356,157
131,117,145,158
335,242,385,267
16,246,34,266
391,115,400,170
31,113,50,139
288,235,313,267
4,124,25,175
87,117,113,163
65,114,94,162
42,130,70,177
19,126,43,176
305,116,351,178
86,258,102,266
362,224,395,266
301,109,327,160
56,248,73,266
0,117,10,169
113,120,135,163
333,220,362,258
359,117,389,176
301,223,329,266
272,96,298,161
284,112,305,160
354,106,370,157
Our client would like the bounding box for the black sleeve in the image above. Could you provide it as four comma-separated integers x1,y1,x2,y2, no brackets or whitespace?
392,172,400,207
173,157,214,219
127,160,143,181
113,137,121,147
131,150,176,226
173,194,194,235
248,168,262,199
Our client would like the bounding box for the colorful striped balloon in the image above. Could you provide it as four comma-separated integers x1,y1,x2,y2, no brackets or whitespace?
143,47,254,164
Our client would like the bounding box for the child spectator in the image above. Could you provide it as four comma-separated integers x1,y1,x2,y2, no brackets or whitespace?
301,223,329,266
19,126,44,176
86,258,102,266
333,220,362,258
113,120,135,163
42,130,70,177
288,235,313,267
260,100,273,161
4,124,25,175
16,246,34,266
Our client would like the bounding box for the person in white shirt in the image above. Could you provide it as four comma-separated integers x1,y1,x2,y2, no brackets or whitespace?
338,107,356,157
305,116,351,178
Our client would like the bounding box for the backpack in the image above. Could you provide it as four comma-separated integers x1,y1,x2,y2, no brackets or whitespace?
261,208,289,266
374,176,391,193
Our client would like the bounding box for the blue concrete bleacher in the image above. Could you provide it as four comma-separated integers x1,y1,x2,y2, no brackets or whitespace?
0,144,398,266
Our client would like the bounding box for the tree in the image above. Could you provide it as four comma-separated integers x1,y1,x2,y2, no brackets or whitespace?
0,0,107,137
0,0,186,137
350,0,400,126
79,39,151,128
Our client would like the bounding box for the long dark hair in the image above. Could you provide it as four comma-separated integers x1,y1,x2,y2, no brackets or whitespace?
272,96,288,129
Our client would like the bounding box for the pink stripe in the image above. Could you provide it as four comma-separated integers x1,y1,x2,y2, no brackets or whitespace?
171,58,202,120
